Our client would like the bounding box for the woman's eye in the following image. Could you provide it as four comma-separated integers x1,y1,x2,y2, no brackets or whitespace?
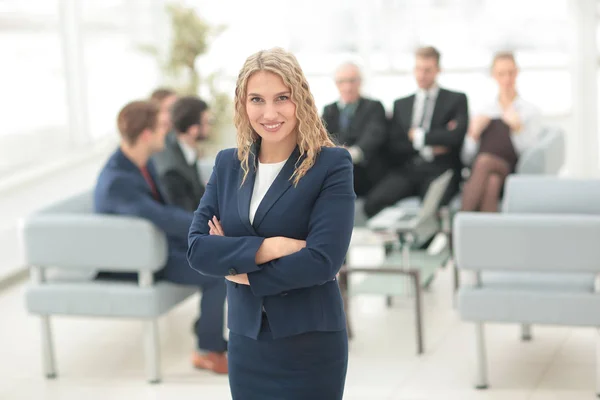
250,97,263,103
277,95,289,101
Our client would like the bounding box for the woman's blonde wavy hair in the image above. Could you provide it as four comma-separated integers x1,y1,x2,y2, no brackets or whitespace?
234,47,335,186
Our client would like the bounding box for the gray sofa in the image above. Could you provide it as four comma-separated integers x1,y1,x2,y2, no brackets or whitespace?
21,191,196,383
453,176,600,391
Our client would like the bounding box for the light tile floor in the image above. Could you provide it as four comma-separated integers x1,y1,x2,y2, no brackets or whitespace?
0,256,597,399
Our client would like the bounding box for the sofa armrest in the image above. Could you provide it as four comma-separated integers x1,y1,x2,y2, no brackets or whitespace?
20,214,168,272
515,144,544,174
516,127,565,175
453,212,600,273
503,176,600,215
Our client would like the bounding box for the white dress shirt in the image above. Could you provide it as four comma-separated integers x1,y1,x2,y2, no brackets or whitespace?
461,96,541,165
411,85,440,161
249,159,287,224
250,159,286,313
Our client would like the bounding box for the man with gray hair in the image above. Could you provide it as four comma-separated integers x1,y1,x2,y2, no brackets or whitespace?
322,62,388,197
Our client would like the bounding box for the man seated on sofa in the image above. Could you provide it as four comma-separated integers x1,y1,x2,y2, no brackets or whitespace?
152,96,212,212
93,100,228,374
363,46,469,218
321,62,388,198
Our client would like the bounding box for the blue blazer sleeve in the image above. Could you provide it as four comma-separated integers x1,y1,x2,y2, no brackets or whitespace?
187,151,266,277
247,149,355,297
107,176,193,241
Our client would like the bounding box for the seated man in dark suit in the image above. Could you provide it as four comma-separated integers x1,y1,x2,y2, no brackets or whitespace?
322,62,388,197
364,46,469,218
94,100,228,374
152,96,211,212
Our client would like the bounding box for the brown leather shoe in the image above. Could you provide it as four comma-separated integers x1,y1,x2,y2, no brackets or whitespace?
192,352,228,374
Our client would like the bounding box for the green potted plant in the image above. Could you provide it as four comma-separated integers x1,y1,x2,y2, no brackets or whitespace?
140,3,232,150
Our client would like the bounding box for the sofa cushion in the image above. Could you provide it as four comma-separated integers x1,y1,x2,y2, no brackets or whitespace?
26,280,196,318
459,287,600,327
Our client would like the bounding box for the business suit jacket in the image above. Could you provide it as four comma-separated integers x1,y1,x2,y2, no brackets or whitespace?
152,132,205,212
94,148,193,269
388,88,469,170
322,97,388,163
187,145,355,340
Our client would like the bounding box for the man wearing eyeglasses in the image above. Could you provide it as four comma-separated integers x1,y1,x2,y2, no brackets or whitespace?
321,62,388,198
152,96,213,212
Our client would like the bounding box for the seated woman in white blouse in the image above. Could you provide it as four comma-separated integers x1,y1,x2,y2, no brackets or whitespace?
460,52,541,212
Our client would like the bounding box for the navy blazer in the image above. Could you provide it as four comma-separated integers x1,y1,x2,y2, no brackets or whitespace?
187,145,355,339
94,148,193,269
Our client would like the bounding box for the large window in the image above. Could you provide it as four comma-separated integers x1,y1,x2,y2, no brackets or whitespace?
0,1,68,177
0,0,161,180
81,0,161,140
2,0,591,177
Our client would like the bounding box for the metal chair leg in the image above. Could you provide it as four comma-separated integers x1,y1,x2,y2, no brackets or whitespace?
452,264,460,306
596,328,600,397
521,324,532,341
40,315,57,379
144,319,161,384
474,322,489,389
32,267,56,379
450,232,460,309
413,271,424,355
386,296,393,307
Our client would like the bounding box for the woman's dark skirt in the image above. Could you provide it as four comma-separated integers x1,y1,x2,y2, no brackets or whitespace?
228,314,348,400
478,119,519,172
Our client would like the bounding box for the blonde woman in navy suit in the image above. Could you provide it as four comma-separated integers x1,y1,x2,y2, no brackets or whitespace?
187,48,355,399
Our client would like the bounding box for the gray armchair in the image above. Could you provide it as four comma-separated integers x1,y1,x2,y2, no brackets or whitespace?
453,176,600,391
21,191,195,383
515,126,565,175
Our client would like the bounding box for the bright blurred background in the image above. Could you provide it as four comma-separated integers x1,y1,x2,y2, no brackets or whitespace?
2,0,598,179
1,2,600,398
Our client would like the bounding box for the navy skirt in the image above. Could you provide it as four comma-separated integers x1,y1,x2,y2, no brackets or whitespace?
228,314,348,400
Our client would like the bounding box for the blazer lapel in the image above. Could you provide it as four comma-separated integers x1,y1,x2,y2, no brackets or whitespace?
116,149,167,203
251,146,301,230
146,161,167,204
328,105,340,135
429,88,447,127
237,144,258,235
171,136,203,198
